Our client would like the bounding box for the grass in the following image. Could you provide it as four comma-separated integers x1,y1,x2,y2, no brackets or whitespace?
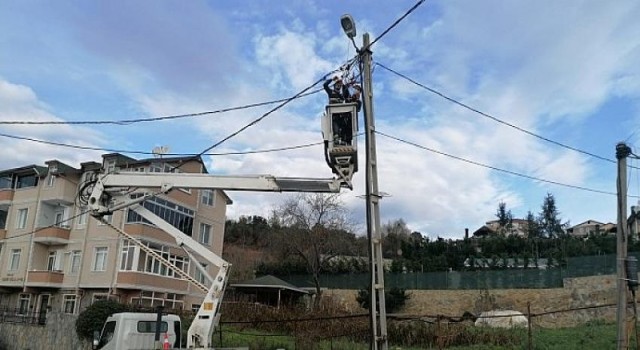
212,321,640,350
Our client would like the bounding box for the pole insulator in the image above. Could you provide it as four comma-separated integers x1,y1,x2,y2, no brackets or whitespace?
616,142,631,160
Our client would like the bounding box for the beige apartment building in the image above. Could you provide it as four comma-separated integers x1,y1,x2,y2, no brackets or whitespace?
0,153,230,317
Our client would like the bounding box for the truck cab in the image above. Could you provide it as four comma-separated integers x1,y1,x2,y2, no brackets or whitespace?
94,313,181,350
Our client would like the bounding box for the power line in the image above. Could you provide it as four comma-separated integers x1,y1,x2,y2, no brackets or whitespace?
0,131,322,156
366,0,427,50
374,62,617,165
190,60,356,159
2,209,93,242
375,130,630,197
0,89,323,126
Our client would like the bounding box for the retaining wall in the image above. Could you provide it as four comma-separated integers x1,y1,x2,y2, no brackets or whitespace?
324,274,621,327
0,312,90,350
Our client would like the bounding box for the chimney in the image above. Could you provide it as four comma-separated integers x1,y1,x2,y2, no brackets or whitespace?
465,228,469,239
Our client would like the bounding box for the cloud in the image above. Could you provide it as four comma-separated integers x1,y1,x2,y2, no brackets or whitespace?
255,29,335,91
0,79,105,169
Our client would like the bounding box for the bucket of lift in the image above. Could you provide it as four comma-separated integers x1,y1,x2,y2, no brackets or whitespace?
321,102,359,187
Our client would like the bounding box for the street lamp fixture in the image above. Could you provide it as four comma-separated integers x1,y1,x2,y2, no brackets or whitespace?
340,14,357,38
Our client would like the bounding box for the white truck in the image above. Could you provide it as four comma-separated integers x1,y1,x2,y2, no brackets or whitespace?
94,313,181,350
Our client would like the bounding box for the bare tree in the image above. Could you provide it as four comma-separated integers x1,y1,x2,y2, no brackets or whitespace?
271,193,354,306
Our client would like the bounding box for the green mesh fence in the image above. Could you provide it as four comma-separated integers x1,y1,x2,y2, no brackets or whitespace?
280,253,636,290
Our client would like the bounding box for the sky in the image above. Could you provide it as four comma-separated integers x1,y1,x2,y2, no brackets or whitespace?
1,0,640,239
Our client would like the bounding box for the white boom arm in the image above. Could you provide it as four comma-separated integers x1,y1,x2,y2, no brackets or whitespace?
86,171,342,349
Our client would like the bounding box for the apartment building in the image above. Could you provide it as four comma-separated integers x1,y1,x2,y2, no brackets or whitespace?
0,153,230,317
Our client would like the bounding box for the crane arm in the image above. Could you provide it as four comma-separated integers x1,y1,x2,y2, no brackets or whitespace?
84,171,343,348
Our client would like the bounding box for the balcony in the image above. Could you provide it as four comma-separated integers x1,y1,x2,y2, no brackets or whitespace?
116,271,188,292
0,189,13,202
33,226,71,245
26,270,64,287
125,223,175,242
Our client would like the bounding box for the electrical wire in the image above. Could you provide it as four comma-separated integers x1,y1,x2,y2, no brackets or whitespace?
374,62,618,166
188,61,355,161
375,130,633,197
365,0,427,50
0,131,322,156
0,89,323,126
1,208,95,242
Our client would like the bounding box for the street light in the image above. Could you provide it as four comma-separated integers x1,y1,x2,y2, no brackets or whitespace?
340,14,356,38
340,14,359,50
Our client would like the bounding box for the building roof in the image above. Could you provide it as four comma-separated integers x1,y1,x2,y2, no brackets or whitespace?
0,165,48,177
231,275,308,294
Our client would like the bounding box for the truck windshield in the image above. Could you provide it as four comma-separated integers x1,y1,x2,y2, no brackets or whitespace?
97,321,116,349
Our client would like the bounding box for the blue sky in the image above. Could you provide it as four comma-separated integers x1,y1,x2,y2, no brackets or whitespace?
1,0,640,238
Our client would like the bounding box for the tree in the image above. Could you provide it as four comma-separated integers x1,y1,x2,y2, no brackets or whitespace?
271,193,355,306
356,287,410,313
76,300,130,341
538,193,565,238
381,218,412,258
495,202,513,235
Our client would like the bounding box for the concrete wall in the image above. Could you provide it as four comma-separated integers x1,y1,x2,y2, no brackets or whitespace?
324,274,621,328
0,312,90,350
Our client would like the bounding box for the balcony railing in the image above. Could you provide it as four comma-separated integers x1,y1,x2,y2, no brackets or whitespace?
33,226,71,245
117,271,188,291
0,307,47,326
0,189,13,202
26,270,64,286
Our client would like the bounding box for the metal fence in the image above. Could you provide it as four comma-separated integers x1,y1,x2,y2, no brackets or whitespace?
0,307,47,325
282,253,632,290
215,301,630,349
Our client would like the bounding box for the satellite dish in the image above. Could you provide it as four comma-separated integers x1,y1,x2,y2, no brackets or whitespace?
152,146,170,158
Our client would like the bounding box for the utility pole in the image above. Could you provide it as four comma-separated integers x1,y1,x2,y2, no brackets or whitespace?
361,32,388,350
616,142,631,350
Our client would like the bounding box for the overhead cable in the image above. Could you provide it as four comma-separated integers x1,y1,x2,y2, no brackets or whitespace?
0,89,323,126
375,130,631,197
0,131,322,156
190,58,358,158
365,0,427,50
375,62,616,165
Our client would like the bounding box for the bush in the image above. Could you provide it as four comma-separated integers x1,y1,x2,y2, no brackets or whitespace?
356,287,410,313
75,300,131,340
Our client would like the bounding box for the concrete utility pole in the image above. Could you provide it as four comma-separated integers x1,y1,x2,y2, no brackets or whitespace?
616,142,631,350
361,33,389,350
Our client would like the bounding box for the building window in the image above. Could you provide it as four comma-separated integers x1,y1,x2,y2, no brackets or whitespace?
54,210,68,228
18,294,31,315
0,209,7,230
92,294,109,304
0,176,11,189
16,175,38,189
76,207,88,227
63,294,77,314
47,174,55,187
201,190,214,206
126,195,194,235
199,223,211,245
70,250,81,273
9,249,21,271
195,263,208,284
16,208,28,229
105,160,116,173
47,251,59,271
92,247,108,272
120,240,136,271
